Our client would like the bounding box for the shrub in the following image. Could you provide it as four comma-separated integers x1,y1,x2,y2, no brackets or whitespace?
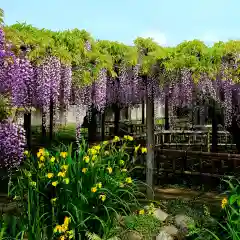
188,177,240,240
10,136,146,240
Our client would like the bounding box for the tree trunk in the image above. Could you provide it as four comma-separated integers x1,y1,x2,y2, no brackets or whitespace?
24,112,32,149
146,91,155,200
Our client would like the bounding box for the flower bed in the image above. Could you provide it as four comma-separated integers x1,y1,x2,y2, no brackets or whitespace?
6,136,149,239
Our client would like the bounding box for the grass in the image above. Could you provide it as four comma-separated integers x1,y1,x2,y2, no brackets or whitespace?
30,123,86,152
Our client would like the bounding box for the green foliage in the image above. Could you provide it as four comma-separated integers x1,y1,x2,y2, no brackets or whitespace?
0,94,12,122
3,12,240,89
123,214,162,239
219,178,240,239
9,137,145,240
186,177,240,240
0,8,4,25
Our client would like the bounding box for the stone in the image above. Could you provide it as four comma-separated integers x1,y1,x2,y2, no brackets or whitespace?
122,231,142,240
154,208,169,222
174,214,194,233
160,225,179,237
156,231,174,240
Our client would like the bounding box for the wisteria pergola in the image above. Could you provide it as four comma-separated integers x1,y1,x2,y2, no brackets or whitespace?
1,13,240,198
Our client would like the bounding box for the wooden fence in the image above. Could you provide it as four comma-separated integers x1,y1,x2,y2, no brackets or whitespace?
154,148,240,178
131,146,240,191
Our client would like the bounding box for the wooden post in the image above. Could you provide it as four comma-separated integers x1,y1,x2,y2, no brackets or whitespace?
211,100,218,152
114,104,120,136
164,90,169,130
101,111,105,141
88,105,97,142
142,99,145,124
49,98,54,141
146,86,155,200
42,110,47,139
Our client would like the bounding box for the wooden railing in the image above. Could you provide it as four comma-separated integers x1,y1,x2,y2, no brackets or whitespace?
134,129,236,152
154,148,240,178
131,146,240,190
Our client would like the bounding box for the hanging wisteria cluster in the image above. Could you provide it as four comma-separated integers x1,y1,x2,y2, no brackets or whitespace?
0,26,74,168
0,27,26,169
0,121,26,169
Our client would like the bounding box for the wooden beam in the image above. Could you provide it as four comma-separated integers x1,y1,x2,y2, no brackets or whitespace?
146,89,155,200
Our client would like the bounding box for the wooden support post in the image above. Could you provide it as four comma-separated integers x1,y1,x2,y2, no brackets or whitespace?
164,91,169,130
146,92,155,200
101,111,105,141
211,101,218,152
42,110,47,139
114,104,120,136
49,98,54,141
88,106,97,142
142,99,145,124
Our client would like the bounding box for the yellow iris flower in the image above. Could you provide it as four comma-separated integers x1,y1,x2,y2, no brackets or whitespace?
125,177,132,184
124,135,133,141
99,194,106,202
51,198,57,204
88,148,97,155
83,156,90,163
103,141,108,145
47,173,54,178
38,163,44,169
63,178,70,184
24,150,29,156
141,147,147,153
61,165,69,172
60,152,68,158
93,145,101,151
63,216,71,226
54,225,64,233
82,168,88,173
58,172,66,177
113,136,120,142
52,181,58,187
134,144,140,152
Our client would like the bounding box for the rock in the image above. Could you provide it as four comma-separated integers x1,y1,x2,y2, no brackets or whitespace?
160,225,179,237
174,214,194,233
122,231,142,240
156,231,173,240
154,208,169,222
